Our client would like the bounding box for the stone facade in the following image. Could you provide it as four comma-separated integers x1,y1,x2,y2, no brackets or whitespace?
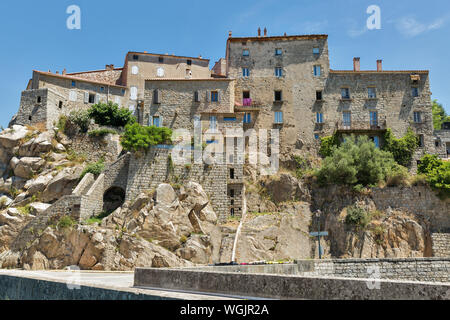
432,233,450,257
434,128,450,158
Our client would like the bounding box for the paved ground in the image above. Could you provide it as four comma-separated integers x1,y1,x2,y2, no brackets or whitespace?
0,269,248,300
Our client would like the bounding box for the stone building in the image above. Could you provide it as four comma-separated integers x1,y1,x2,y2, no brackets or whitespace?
9,29,442,219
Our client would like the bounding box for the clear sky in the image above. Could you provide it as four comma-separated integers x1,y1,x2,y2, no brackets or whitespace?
0,0,449,128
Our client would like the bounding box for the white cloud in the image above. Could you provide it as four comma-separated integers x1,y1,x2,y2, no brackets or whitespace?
396,16,448,37
301,20,328,34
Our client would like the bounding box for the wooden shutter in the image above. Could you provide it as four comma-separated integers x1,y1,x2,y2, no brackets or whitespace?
206,90,210,102
94,94,100,104
218,90,222,102
148,116,153,127
84,92,89,103
154,89,160,104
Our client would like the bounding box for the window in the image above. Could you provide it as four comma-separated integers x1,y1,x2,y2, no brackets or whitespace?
58,101,63,109
158,56,164,63
230,189,235,198
313,65,321,77
71,81,76,87
211,91,218,102
88,93,95,104
314,134,320,140
418,134,424,147
131,86,138,101
275,48,282,56
368,87,377,99
274,111,283,124
274,90,282,102
412,87,419,97
343,111,351,126
370,136,380,148
194,90,200,102
37,96,42,103
243,91,250,99
224,117,236,121
152,116,160,127
341,88,350,99
153,89,160,104
230,168,235,179
186,69,192,77
210,116,217,130
100,86,105,93
230,208,235,216
187,59,192,65
275,67,283,77
132,54,139,60
414,111,422,123
313,47,320,55
316,112,323,124
370,111,378,126
243,112,251,123
242,49,249,56
69,90,77,101
242,68,250,77
316,91,323,101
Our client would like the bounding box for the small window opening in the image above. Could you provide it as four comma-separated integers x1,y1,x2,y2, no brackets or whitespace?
230,168,235,179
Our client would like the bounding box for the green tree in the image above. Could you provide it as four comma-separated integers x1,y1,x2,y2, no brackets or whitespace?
319,133,340,158
88,102,136,127
432,100,450,130
316,135,397,186
121,123,172,152
382,128,418,167
418,154,450,198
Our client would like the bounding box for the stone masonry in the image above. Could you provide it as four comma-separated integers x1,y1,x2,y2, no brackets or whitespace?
431,233,450,257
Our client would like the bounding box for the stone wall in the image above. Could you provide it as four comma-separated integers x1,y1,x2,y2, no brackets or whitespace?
80,174,105,220
125,146,231,220
103,153,130,192
432,233,450,257
299,257,450,283
435,129,450,158
68,133,122,165
370,186,450,232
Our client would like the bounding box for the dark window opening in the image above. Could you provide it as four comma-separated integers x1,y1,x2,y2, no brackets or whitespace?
211,91,218,102
88,93,95,104
28,116,32,121
316,91,322,101
243,91,250,99
230,189,235,198
158,56,164,63
418,135,424,147
194,90,200,102
187,59,192,65
274,90,282,101
435,140,440,147
58,101,63,109
231,200,234,205
230,168,235,179
230,208,235,216
37,96,42,103
132,55,139,60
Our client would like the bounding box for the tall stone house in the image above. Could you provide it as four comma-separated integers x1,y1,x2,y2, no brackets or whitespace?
9,30,445,219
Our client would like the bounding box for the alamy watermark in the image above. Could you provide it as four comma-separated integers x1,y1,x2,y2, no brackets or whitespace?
66,5,81,30
367,5,381,30
366,265,381,289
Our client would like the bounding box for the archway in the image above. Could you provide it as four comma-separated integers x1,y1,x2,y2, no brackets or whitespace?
103,186,125,214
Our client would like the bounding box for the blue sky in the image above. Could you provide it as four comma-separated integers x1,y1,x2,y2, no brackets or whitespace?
0,0,449,127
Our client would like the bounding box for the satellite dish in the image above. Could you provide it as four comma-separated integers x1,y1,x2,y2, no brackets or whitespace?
157,67,165,77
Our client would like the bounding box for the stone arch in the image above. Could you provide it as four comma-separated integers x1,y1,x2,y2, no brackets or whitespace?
103,186,125,214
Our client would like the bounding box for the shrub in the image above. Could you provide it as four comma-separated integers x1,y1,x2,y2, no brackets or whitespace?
56,115,68,133
68,110,90,133
382,128,418,167
80,159,105,179
418,154,450,199
88,102,136,127
121,123,172,152
385,164,410,187
293,155,311,179
57,215,76,229
345,206,371,229
319,133,340,158
316,135,396,186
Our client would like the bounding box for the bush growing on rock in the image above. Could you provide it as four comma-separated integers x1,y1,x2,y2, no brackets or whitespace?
80,159,105,179
316,135,397,186
88,102,136,127
121,123,172,152
382,128,418,167
68,110,90,133
345,206,371,229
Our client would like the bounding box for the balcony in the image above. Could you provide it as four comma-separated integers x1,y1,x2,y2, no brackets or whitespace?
336,119,387,132
234,98,263,111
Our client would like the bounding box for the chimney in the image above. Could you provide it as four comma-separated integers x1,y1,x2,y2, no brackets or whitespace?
264,27,267,37
258,27,261,37
284,32,287,36
228,30,232,38
353,57,360,72
56,71,59,74
62,68,67,75
199,55,202,59
377,59,383,71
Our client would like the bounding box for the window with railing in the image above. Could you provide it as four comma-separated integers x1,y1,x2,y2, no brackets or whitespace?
370,111,378,126
342,111,351,126
341,88,350,99
368,87,377,99
242,68,250,77
274,111,283,124
316,112,323,123
414,111,422,123
275,67,283,77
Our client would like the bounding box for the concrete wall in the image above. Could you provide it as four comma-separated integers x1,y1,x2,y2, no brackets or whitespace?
134,266,450,300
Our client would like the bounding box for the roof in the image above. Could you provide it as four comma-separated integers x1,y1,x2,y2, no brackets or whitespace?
67,68,123,75
145,78,234,81
330,70,429,74
228,34,328,42
33,70,128,88
128,51,209,62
